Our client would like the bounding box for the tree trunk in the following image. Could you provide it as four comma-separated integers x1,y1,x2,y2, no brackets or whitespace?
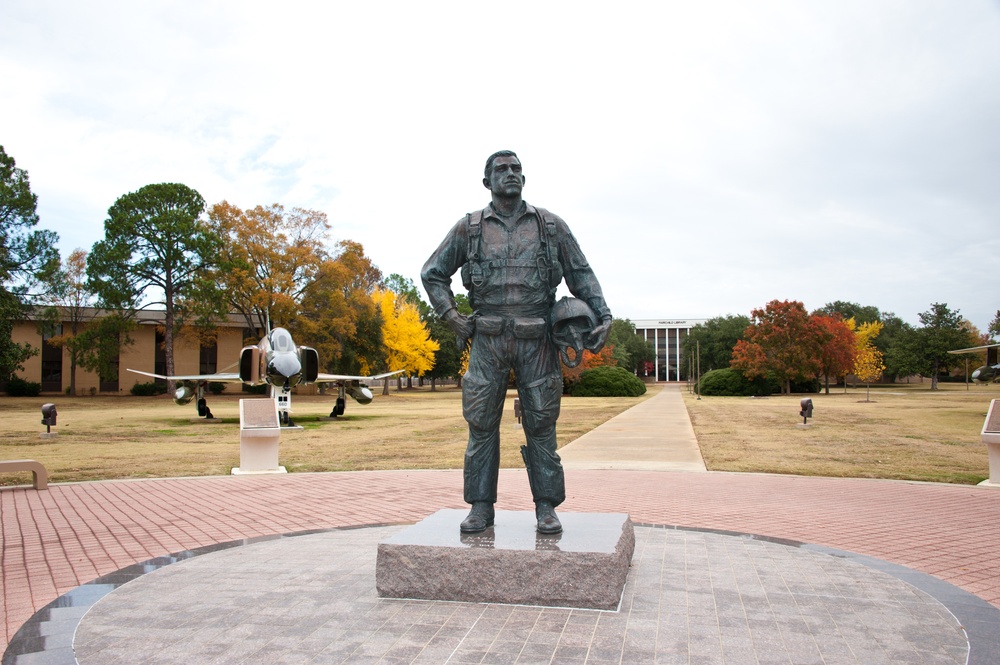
931,359,939,390
164,285,176,393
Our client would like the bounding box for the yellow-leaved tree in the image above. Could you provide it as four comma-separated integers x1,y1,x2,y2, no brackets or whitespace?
373,289,438,390
853,321,885,402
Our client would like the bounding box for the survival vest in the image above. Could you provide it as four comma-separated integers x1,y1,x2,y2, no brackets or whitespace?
460,207,564,300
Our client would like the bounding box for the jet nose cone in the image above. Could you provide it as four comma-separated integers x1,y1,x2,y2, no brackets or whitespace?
268,354,302,383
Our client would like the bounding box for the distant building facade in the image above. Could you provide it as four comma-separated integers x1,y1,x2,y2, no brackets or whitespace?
4,308,249,395
632,318,708,382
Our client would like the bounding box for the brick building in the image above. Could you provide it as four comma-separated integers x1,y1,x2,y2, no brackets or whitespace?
4,309,248,395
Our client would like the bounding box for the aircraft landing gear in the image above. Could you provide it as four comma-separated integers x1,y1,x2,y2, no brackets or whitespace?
280,410,294,427
197,397,214,419
330,398,346,418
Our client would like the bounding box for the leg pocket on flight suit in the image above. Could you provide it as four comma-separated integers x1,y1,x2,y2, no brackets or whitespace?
520,374,562,432
462,372,503,430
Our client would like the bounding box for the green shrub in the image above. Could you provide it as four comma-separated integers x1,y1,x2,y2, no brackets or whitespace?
6,377,42,397
130,381,168,396
569,366,647,397
698,368,752,396
208,382,226,395
697,368,780,396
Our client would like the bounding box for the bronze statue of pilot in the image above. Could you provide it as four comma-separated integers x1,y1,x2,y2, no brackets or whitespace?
422,150,612,534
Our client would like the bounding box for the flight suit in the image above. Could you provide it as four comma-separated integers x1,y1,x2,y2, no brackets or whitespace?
421,202,611,507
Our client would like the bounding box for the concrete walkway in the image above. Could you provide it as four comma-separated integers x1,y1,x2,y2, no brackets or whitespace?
559,384,706,472
3,384,1000,664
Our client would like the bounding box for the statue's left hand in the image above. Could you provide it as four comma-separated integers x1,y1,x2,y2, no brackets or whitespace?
585,320,611,353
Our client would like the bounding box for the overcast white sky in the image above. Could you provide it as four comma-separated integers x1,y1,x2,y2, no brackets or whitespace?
3,1,999,330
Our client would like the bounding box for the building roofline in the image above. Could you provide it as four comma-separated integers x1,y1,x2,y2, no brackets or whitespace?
22,306,249,328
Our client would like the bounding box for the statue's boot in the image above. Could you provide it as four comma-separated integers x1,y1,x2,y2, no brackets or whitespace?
460,501,495,533
535,500,562,534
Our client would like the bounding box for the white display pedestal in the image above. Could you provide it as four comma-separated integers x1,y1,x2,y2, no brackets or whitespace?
232,399,286,475
979,399,1000,488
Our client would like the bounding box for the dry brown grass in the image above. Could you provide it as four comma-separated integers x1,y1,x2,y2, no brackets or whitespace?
0,386,653,485
5,381,994,486
683,382,996,484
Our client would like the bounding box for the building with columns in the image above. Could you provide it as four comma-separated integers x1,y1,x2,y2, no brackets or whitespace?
632,318,708,382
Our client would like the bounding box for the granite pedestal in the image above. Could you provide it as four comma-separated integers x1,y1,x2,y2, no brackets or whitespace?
376,509,634,610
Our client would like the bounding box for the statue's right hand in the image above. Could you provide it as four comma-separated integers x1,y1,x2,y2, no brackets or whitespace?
445,310,476,341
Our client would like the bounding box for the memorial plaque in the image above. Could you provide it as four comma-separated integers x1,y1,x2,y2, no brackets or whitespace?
242,399,279,428
985,401,1000,434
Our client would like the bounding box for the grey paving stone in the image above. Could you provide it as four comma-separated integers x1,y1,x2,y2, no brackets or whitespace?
60,525,975,664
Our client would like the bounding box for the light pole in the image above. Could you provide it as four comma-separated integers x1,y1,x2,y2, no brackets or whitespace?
696,341,701,400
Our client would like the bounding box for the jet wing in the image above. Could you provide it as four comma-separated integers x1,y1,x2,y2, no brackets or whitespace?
948,344,1000,354
126,369,244,383
314,370,404,384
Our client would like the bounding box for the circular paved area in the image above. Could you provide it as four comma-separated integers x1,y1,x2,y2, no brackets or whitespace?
67,524,969,665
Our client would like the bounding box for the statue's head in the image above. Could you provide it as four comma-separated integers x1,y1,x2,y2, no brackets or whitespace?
483,150,525,196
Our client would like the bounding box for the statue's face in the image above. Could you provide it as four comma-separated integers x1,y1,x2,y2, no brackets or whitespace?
484,155,524,196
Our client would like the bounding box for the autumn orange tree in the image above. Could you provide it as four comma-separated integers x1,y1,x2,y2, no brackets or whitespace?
561,345,617,390
205,201,332,335
813,314,856,394
295,240,384,375
373,289,439,385
730,300,824,394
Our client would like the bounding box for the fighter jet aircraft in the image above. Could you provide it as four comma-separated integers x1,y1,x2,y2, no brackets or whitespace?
127,326,401,426
948,343,1000,384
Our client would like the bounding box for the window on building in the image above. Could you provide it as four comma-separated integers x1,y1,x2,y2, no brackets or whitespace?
154,327,167,385
100,356,120,393
41,325,63,392
200,338,218,374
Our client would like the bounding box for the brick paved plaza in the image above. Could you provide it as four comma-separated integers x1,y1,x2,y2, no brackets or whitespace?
3,387,998,663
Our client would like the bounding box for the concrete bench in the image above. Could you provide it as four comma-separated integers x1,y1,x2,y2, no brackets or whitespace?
0,459,49,490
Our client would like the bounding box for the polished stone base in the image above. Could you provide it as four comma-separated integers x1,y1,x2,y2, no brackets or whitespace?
375,509,634,610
